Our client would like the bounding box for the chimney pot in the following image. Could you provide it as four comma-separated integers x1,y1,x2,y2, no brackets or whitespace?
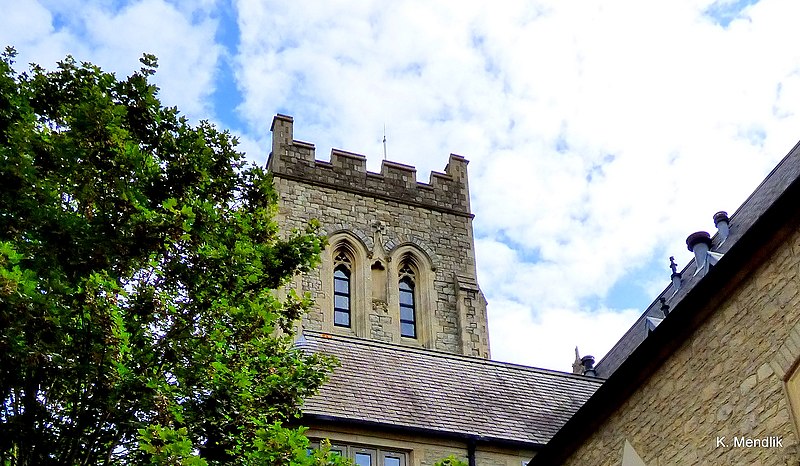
686,231,712,252
713,211,729,226
581,355,596,377
714,211,730,243
687,231,722,276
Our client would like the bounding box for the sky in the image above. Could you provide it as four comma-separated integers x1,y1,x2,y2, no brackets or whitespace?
3,0,800,372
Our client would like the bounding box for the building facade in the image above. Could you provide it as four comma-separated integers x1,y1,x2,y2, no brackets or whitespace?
267,114,600,466
270,114,800,465
269,114,489,358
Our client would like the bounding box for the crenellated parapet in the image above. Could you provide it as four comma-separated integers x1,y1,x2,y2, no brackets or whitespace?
268,114,472,217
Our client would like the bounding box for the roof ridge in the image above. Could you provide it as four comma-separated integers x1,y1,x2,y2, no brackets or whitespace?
597,140,800,375
726,137,800,224
303,330,604,383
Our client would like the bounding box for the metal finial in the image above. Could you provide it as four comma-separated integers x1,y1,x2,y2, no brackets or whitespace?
669,256,678,275
383,124,387,160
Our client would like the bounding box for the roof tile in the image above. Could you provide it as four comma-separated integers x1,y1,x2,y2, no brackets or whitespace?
301,332,602,445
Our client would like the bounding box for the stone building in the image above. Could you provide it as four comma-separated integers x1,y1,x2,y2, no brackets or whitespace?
529,140,800,465
269,113,488,358
267,114,601,466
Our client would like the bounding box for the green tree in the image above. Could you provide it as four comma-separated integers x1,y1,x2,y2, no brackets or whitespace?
433,455,468,466
0,47,343,465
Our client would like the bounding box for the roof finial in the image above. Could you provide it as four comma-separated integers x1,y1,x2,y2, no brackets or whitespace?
383,124,387,160
669,256,682,297
572,347,583,375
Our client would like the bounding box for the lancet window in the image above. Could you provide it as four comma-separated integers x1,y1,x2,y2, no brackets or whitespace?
333,251,352,328
398,263,416,338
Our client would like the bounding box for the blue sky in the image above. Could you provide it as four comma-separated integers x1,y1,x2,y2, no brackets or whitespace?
3,0,800,371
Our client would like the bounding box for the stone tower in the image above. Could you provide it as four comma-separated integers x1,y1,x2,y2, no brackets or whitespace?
268,114,489,358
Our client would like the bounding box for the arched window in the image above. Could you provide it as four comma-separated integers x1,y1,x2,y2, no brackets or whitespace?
333,251,352,328
399,264,416,338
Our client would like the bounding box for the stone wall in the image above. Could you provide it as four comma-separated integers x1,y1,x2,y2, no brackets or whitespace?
269,114,490,358
562,226,800,465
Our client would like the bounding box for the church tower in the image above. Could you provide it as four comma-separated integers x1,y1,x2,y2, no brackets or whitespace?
268,114,489,358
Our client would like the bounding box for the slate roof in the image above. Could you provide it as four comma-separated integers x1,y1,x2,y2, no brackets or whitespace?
595,139,800,378
300,331,603,446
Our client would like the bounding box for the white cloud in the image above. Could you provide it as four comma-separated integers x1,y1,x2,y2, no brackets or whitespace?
231,0,800,368
0,0,54,46
6,0,800,369
487,297,642,371
1,0,222,122
81,0,222,119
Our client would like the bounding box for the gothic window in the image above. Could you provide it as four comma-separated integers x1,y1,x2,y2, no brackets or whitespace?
333,251,352,328
399,264,416,338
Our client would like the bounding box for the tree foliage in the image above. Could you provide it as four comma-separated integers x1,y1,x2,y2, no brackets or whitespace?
0,47,342,465
433,455,468,466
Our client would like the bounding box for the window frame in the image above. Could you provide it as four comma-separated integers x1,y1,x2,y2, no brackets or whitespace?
333,264,351,328
398,275,416,338
390,246,434,348
381,450,406,466
353,447,375,466
312,441,406,466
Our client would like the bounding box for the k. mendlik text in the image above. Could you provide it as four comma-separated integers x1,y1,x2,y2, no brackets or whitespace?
715,436,783,448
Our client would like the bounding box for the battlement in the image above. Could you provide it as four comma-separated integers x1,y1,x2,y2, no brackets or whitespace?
268,114,472,216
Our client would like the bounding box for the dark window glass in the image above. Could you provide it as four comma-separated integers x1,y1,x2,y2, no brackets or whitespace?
399,279,412,292
334,265,351,327
399,276,416,338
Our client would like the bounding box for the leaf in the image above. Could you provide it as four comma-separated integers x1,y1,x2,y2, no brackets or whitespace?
162,197,178,211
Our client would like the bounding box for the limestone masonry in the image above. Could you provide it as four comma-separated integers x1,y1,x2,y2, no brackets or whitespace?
562,226,800,465
268,114,490,358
